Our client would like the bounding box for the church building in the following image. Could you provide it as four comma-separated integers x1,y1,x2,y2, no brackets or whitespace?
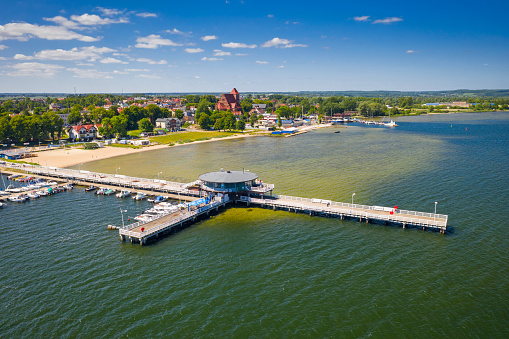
216,88,243,116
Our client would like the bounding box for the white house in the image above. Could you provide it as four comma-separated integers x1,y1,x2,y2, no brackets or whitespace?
68,124,100,141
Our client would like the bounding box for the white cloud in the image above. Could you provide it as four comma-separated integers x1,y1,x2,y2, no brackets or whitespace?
0,23,99,42
137,74,161,79
136,12,158,18
67,67,113,79
112,70,128,74
100,57,127,64
135,34,182,48
70,14,128,26
262,37,307,48
213,49,231,56
136,58,167,65
267,14,274,18
256,61,268,64
194,76,200,79
185,48,204,53
0,44,8,50
277,65,285,68
373,17,403,24
353,16,370,22
166,28,190,36
406,50,416,53
222,42,257,49
235,53,248,56
95,7,124,16
13,46,116,61
0,57,7,60
7,62,64,77
75,62,94,66
124,68,150,72
201,57,223,61
43,16,82,30
201,35,217,41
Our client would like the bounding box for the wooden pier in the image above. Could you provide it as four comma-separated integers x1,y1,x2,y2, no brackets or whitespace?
1,162,449,243
241,195,448,232
119,197,229,245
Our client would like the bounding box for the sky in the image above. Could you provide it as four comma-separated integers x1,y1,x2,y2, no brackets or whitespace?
0,0,508,93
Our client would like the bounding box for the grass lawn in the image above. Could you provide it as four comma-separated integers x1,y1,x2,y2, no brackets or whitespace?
107,144,141,149
127,129,142,137
151,131,240,144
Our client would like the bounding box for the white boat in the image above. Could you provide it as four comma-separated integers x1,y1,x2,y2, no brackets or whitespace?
116,190,131,198
6,186,22,193
8,195,28,202
132,192,146,201
0,191,10,196
0,202,6,208
27,192,40,199
96,187,108,195
134,214,154,222
384,120,398,127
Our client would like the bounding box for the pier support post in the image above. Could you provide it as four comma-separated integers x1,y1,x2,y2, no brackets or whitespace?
120,235,125,242
403,223,406,229
340,214,343,220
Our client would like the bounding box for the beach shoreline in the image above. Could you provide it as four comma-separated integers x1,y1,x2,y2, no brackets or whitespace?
32,132,265,168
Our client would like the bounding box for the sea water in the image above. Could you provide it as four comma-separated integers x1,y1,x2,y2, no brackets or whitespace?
1,112,508,337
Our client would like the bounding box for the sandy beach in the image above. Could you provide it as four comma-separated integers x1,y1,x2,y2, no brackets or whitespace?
32,133,264,168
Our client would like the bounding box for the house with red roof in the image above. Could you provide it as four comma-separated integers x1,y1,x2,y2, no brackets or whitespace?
216,88,243,116
68,124,101,141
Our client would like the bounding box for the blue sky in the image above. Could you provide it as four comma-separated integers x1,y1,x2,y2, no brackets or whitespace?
0,0,508,93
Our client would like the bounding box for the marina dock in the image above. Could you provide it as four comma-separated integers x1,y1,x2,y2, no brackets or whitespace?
1,162,449,244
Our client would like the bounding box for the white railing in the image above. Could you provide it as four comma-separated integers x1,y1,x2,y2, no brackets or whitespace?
120,201,224,238
276,194,447,223
250,198,447,229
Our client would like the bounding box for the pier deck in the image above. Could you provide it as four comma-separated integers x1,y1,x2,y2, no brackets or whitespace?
243,195,447,231
119,198,229,245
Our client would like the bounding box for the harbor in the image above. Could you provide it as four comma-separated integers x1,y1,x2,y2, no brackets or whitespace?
1,162,449,245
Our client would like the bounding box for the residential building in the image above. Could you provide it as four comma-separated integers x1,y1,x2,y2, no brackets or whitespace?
155,117,181,131
68,124,101,141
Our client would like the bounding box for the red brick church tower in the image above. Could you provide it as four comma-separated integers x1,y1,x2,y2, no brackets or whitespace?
216,88,243,115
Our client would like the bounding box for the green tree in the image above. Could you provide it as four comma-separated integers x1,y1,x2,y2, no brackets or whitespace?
235,120,245,132
174,109,184,119
198,114,211,130
67,110,82,125
249,112,258,128
277,113,282,128
110,114,128,138
214,117,225,131
146,104,162,125
139,118,154,132
0,116,11,142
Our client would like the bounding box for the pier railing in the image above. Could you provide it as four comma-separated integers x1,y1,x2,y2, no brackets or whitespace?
250,197,447,229
276,194,447,222
120,200,224,239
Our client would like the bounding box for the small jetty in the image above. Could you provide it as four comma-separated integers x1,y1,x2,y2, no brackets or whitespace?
0,163,449,244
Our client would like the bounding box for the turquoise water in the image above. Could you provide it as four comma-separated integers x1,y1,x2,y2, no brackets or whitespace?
1,112,508,337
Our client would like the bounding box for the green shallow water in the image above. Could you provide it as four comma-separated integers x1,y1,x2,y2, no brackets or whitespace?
1,112,508,337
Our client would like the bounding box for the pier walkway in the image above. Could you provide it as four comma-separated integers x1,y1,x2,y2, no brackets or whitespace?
242,195,448,232
1,162,206,200
119,197,229,245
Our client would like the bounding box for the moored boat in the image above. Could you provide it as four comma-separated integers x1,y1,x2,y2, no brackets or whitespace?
132,192,146,201
115,190,131,198
85,185,97,192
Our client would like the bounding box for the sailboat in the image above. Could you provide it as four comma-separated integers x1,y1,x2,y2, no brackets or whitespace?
383,111,398,127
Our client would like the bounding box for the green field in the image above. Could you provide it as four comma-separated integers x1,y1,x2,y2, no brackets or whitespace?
151,131,240,144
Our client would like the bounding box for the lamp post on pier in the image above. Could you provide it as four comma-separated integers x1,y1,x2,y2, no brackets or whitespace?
158,172,162,180
352,193,356,206
434,201,438,222
120,208,127,228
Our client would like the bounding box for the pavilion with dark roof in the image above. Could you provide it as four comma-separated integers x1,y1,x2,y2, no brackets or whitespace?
199,170,259,193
